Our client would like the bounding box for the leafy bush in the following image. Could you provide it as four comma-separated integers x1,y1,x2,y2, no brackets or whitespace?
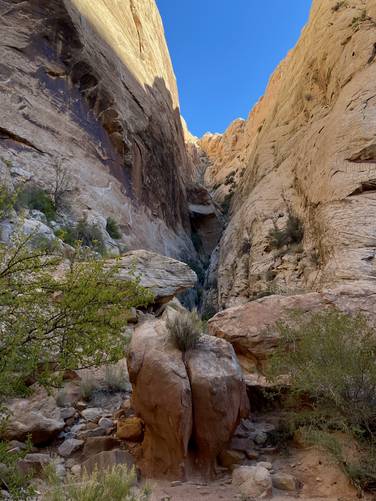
268,212,304,250
268,310,376,492
106,217,121,240
0,438,34,500
55,219,105,254
0,232,154,397
167,310,202,352
16,185,57,221
0,185,16,221
44,464,150,501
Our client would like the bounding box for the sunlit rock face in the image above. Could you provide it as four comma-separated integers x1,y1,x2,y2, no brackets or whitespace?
0,0,196,257
200,0,376,307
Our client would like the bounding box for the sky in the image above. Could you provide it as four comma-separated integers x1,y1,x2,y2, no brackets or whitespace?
156,0,312,137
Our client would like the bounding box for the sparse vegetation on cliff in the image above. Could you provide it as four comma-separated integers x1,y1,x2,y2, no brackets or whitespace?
55,219,105,254
268,211,304,250
16,184,57,221
106,217,122,240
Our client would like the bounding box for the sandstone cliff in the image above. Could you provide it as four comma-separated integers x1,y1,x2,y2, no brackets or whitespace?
0,0,195,257
200,0,376,308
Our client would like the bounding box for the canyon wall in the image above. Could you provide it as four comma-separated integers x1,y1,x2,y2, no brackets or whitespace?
0,0,196,257
201,0,376,308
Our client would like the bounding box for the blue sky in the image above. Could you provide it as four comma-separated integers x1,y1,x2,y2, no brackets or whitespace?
156,1,312,137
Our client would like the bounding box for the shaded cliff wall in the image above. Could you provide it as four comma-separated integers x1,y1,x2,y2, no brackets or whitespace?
0,0,196,257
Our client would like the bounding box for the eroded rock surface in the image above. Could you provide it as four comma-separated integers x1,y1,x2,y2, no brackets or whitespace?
0,0,196,257
199,0,376,308
127,319,248,479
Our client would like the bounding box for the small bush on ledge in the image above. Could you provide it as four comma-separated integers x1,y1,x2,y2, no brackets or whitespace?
106,217,122,240
167,309,202,352
268,211,304,250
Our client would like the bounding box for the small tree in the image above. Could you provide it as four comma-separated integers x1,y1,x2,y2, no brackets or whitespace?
0,233,154,397
50,161,73,211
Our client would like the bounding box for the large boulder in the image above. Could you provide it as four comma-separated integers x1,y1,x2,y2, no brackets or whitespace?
128,318,248,479
185,335,249,477
1,389,65,445
208,286,376,385
208,292,328,385
106,250,197,304
127,319,192,478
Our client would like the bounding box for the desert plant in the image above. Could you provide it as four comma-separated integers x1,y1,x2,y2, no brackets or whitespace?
268,211,304,250
79,374,98,401
0,232,154,397
43,464,150,501
0,437,34,499
268,309,376,492
55,219,105,254
167,310,202,352
49,161,73,211
104,365,129,392
106,217,122,240
16,184,57,221
332,1,347,12
0,185,16,221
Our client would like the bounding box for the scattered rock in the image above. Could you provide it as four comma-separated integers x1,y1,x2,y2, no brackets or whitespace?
71,464,82,476
58,439,84,457
272,472,297,491
60,407,76,421
232,465,272,498
17,453,51,476
218,450,245,469
81,408,103,422
82,436,120,457
2,390,64,444
257,461,272,470
80,449,134,475
117,417,144,442
98,417,114,432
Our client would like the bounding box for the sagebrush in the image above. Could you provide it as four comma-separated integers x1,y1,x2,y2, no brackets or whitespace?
167,310,202,352
268,309,376,492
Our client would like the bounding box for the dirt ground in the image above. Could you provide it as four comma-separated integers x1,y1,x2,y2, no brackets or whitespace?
149,445,367,501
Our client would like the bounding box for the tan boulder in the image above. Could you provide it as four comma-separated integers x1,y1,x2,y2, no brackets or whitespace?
128,319,248,479
113,250,197,303
185,335,249,477
127,319,192,479
208,292,328,383
232,465,272,498
117,417,144,442
2,389,64,445
82,436,121,458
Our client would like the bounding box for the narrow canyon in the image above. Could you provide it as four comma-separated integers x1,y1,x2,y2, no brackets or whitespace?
0,0,376,500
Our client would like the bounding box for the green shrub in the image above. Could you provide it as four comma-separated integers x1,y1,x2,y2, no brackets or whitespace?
167,310,202,352
0,233,154,397
268,310,376,492
0,185,16,221
0,438,34,499
268,212,304,250
16,185,57,221
106,217,121,240
55,219,105,254
44,464,150,501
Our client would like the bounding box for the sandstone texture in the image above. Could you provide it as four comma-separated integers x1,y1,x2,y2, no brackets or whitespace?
114,250,197,303
127,318,248,479
200,0,376,308
0,0,196,257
